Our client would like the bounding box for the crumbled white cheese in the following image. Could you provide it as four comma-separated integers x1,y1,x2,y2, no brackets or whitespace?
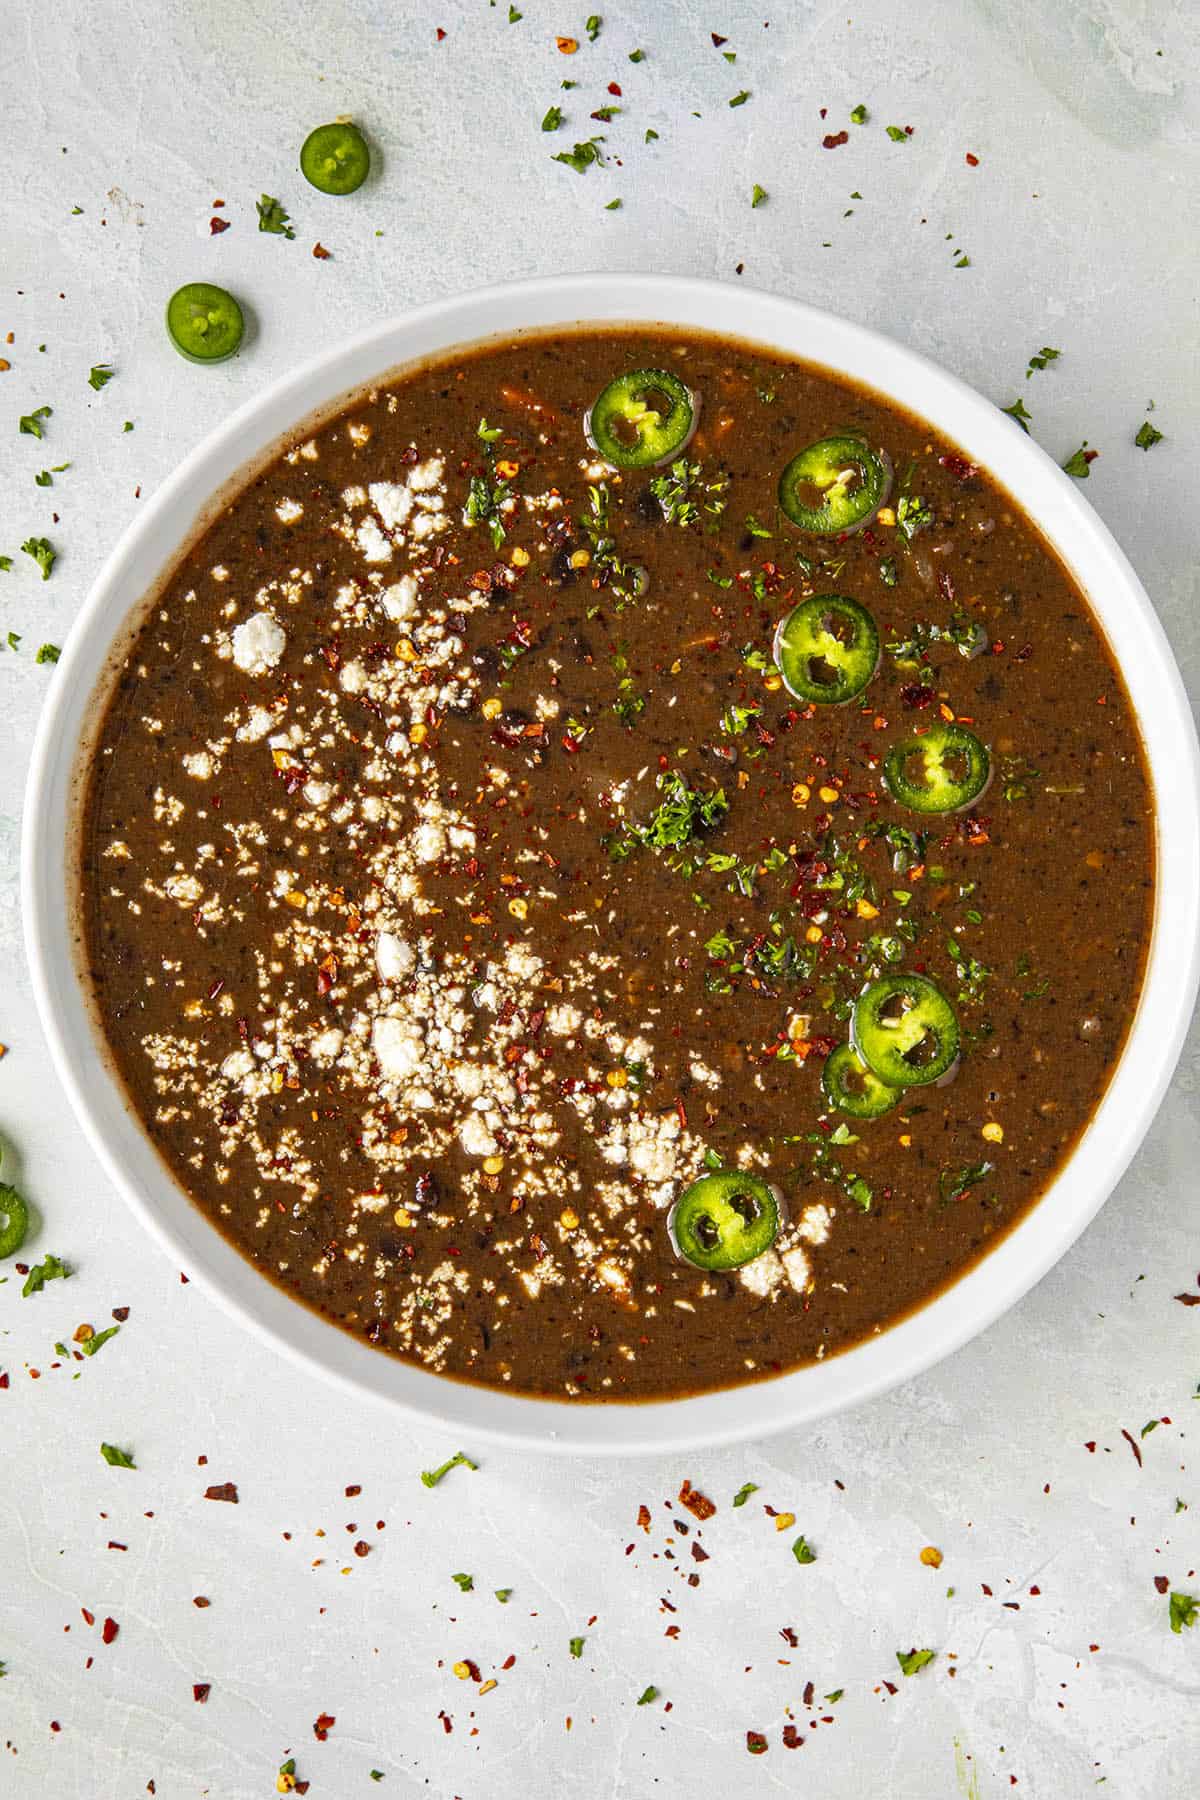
231,611,287,675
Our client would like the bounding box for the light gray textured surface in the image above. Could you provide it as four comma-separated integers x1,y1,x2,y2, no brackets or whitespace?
3,2,1200,1794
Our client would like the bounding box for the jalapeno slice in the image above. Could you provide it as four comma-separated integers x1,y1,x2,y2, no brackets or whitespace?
852,973,960,1089
821,1043,899,1119
773,593,880,705
0,1183,29,1259
883,721,990,814
668,1170,781,1272
586,368,697,469
165,283,245,364
300,121,371,195
778,435,892,534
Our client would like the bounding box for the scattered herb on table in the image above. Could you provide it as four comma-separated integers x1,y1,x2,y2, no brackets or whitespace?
100,1442,136,1469
850,103,868,124
494,1588,513,1603
79,1325,120,1357
1001,397,1032,433
751,184,767,208
21,536,56,580
732,1481,758,1507
1169,1591,1198,1633
36,643,61,665
256,194,295,238
629,48,645,62
21,1253,71,1297
636,1685,659,1705
569,1635,584,1658
451,1572,474,1592
19,405,52,438
729,90,751,107
896,1647,936,1675
1135,420,1163,450
585,13,601,40
1062,442,1097,478
885,124,909,141
88,363,115,391
420,1450,478,1487
1025,347,1060,378
552,137,605,173
541,105,564,131
792,1535,817,1564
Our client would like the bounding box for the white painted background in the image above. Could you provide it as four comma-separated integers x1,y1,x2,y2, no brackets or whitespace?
3,1,1199,1793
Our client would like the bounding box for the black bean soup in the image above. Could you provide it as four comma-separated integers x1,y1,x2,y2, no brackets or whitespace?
78,329,1154,1400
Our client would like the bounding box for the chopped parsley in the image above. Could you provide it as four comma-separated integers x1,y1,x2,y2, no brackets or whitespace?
1001,397,1033,433
541,105,564,131
508,3,522,18
608,769,728,863
420,1450,478,1487
636,1685,659,1706
569,1635,584,1658
728,90,751,107
732,1481,759,1507
644,128,659,143
494,1588,513,1603
0,556,11,572
80,1325,120,1357
36,643,61,665
19,405,52,439
751,183,767,208
100,1442,136,1469
1169,1591,1197,1634
585,13,601,40
1025,346,1060,378
1062,442,1095,478
850,103,868,124
256,194,295,238
885,124,909,141
1135,420,1163,450
938,1160,993,1205
451,1572,474,1592
21,536,56,580
21,1253,71,1297
791,1535,817,1565
552,136,605,173
896,1647,936,1676
895,494,933,541
88,363,116,391
604,197,622,210
629,48,646,62
122,420,134,432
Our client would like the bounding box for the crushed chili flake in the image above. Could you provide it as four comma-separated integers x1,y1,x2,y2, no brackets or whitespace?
678,1479,716,1521
192,1683,211,1704
746,1730,768,1755
1155,1575,1170,1594
209,217,230,235
193,1596,211,1608
312,243,331,260
204,1482,239,1503
783,1724,803,1749
312,1712,336,1740
1121,1428,1143,1467
101,1616,119,1645
822,131,849,149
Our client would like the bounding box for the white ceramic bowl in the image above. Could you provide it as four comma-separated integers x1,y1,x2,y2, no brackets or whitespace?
23,274,1200,1454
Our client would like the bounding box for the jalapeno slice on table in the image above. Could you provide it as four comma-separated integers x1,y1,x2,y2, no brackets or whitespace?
852,973,960,1089
300,121,371,194
821,1043,899,1119
773,593,880,705
668,1170,781,1272
778,434,892,534
165,283,245,364
586,368,697,469
0,1184,29,1259
884,720,990,813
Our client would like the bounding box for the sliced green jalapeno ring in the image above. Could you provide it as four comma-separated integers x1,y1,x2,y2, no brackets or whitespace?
586,368,697,469
0,1184,29,1259
668,1170,781,1272
773,593,880,705
852,972,960,1089
883,720,991,814
165,283,245,364
778,435,892,534
821,1043,899,1119
300,121,371,194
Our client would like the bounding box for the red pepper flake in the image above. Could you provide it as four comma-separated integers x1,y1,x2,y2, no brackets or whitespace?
436,26,446,40
438,1710,452,1734
882,1679,897,1696
192,1683,211,1704
782,1725,804,1749
981,1583,993,1596
204,1482,239,1503
101,1616,119,1645
636,1503,651,1532
938,452,978,482
965,152,979,166
1121,1427,1143,1468
780,1627,798,1648
1174,1292,1200,1307
607,82,622,96
822,131,849,149
1084,1440,1096,1453
0,1372,8,1389
353,1540,371,1558
50,1720,61,1733
746,1730,768,1755
209,217,230,235
81,1608,95,1626
678,1479,716,1521
711,32,727,45
502,1654,516,1670
312,1712,336,1741
1155,1575,1170,1594
107,1541,127,1552
111,1305,130,1322
312,243,331,260
345,1484,362,1497
193,1596,211,1608
802,1680,814,1707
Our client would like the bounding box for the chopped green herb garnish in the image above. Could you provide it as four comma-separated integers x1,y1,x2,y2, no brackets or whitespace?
644,127,659,143
508,3,522,19
494,1588,513,1603
19,405,52,439
420,1450,478,1487
636,1685,659,1705
36,643,61,665
122,420,134,432
896,1647,936,1676
542,105,564,131
0,556,11,572
751,183,767,208
1140,1419,1159,1439
1135,420,1163,450
21,536,56,580
850,103,868,124
569,1635,584,1658
604,197,622,210
88,363,115,391
1062,443,1095,478
1025,346,1060,378
553,136,606,173
256,194,295,237
938,1160,993,1205
629,48,645,62
585,13,601,40
729,90,751,107
21,1253,71,1297
825,1689,844,1703
100,1442,136,1469
732,1481,758,1507
80,1325,120,1357
885,124,908,141
792,1535,817,1565
1169,1591,1197,1634
896,494,933,541
1001,397,1032,433
451,1572,474,1592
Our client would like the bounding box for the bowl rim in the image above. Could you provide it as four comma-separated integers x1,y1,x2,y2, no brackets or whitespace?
22,271,1200,1455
